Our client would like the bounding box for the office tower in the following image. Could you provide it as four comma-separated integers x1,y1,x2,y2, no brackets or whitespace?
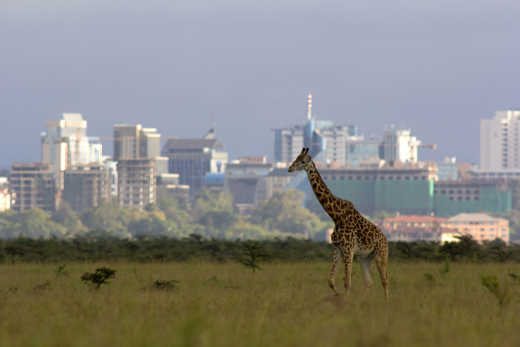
161,128,228,194
117,159,156,209
480,110,520,171
273,126,304,163
113,124,161,160
9,163,56,212
41,113,103,189
273,93,349,165
63,164,111,212
381,127,421,164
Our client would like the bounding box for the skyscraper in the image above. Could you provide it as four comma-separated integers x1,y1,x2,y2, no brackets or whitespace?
273,93,349,165
41,113,102,189
63,164,111,212
161,128,228,194
117,159,156,209
480,110,520,171
381,127,421,164
9,163,56,212
113,124,164,208
113,124,161,160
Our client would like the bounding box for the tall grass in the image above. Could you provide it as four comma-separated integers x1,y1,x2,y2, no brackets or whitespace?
0,262,519,347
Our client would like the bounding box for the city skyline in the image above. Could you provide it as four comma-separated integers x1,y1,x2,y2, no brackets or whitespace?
2,1,520,168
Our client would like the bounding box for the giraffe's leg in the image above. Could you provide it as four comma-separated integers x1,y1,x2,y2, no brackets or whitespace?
342,249,354,295
328,248,340,295
359,256,373,290
375,250,389,300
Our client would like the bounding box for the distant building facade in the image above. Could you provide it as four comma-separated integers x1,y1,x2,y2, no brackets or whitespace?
480,110,520,171
381,127,421,164
437,157,458,181
41,113,103,189
113,124,161,160
273,93,350,165
346,135,383,168
117,159,156,209
225,157,273,208
63,164,110,212
445,213,510,244
381,215,454,242
9,163,56,212
433,180,512,217
161,129,228,194
273,126,304,164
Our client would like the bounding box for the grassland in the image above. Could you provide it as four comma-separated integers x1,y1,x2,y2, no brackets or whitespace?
0,261,519,347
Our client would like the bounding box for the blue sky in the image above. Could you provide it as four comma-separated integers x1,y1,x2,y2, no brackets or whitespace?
2,0,520,167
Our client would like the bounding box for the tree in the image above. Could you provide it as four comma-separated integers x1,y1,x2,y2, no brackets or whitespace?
52,202,87,237
80,201,141,239
192,190,237,234
249,189,330,238
0,209,67,239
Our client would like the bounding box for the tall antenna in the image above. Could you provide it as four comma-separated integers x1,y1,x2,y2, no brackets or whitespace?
307,92,312,121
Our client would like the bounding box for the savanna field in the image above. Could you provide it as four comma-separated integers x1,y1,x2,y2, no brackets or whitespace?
1,261,519,347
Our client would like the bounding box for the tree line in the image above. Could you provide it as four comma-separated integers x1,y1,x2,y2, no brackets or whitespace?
0,235,519,263
0,189,332,241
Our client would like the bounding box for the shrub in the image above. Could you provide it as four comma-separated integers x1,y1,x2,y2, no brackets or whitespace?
81,267,116,289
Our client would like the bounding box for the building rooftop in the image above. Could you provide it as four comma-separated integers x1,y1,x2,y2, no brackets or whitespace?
62,113,84,121
384,215,447,223
448,213,507,223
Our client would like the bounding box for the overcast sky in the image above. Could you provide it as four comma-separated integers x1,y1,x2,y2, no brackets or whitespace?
2,0,519,168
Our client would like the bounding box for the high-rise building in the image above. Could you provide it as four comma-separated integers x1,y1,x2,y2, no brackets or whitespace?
225,157,273,209
113,124,161,160
41,113,103,189
381,128,421,164
117,159,156,209
273,93,350,165
273,126,304,164
113,124,166,176
161,128,228,194
9,163,56,212
63,164,111,212
346,135,382,167
480,110,520,171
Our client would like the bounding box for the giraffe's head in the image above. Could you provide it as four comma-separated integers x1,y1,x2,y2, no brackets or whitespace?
288,147,312,172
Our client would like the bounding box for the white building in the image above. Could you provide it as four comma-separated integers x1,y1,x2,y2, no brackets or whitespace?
382,128,421,164
480,110,520,171
0,177,10,212
41,113,103,189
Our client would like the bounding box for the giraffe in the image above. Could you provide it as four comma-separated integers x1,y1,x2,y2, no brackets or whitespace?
288,147,389,299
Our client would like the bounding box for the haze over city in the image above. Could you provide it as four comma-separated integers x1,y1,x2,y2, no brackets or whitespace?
2,0,520,168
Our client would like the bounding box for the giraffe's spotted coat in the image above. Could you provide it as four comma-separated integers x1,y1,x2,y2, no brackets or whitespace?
288,148,389,299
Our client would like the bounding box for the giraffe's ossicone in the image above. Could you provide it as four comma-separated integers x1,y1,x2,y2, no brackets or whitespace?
288,147,389,299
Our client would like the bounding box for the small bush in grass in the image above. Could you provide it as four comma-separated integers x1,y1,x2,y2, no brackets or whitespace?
237,241,269,273
81,267,116,289
153,279,179,290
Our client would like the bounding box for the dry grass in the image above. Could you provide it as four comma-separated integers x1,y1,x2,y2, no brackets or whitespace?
0,261,519,347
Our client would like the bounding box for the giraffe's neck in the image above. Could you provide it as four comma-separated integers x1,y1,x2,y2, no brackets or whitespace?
305,161,337,217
